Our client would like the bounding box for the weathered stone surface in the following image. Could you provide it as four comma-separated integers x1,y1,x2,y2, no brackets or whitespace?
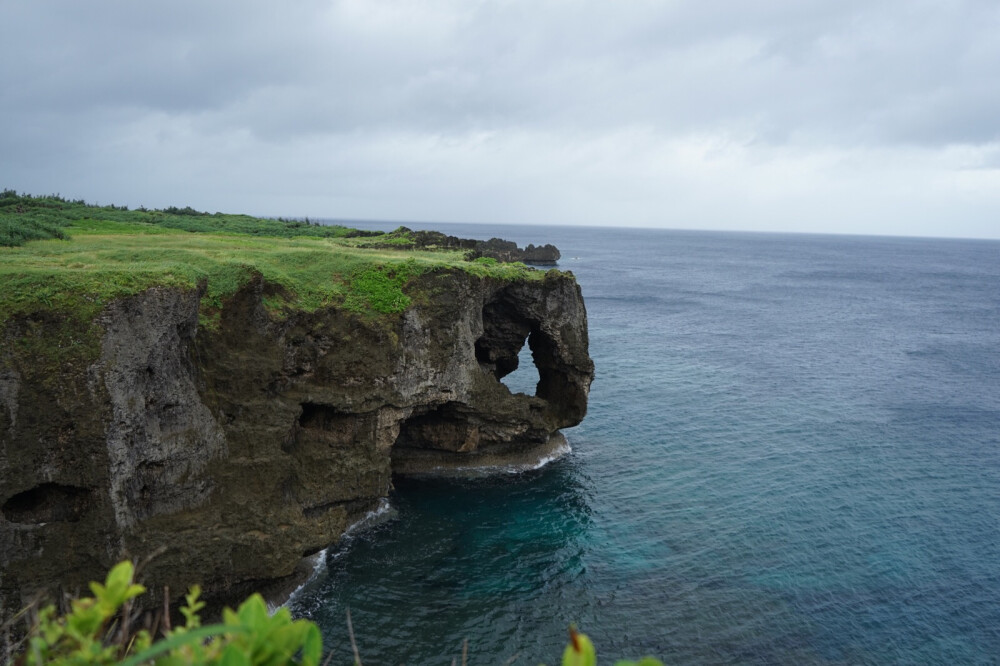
465,238,561,265
370,228,561,265
520,243,561,266
98,287,227,530
0,268,592,621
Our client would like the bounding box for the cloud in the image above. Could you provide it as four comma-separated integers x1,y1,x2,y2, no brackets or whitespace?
1,0,998,237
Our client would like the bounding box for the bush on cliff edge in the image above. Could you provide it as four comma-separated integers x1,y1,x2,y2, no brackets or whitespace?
5,562,664,665
6,561,321,666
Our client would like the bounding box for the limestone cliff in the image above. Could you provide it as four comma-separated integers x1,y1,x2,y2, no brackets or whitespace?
0,268,592,619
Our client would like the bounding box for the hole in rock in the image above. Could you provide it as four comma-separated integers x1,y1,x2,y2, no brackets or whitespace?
475,297,542,397
2,483,92,524
499,336,540,396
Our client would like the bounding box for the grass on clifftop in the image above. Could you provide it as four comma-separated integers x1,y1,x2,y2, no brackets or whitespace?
0,189,365,245
0,191,550,326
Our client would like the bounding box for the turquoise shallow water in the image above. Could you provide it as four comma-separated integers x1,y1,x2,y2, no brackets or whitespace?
289,226,1000,664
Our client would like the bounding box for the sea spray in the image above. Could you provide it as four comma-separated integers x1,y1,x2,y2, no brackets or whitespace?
280,498,396,609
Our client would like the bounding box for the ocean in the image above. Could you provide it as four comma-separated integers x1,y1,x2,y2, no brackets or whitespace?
288,224,1000,665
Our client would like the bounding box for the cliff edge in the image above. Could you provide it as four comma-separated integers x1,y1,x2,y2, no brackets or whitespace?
0,214,593,621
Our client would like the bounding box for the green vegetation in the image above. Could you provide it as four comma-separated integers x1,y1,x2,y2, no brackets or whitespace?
0,190,71,245
9,561,321,665
556,627,664,666
0,191,550,328
0,189,559,404
0,190,366,246
344,260,422,314
341,226,417,249
7,562,663,665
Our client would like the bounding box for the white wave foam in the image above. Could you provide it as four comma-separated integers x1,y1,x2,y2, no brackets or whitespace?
278,440,569,607
343,497,394,536
527,438,572,471
428,438,572,477
280,498,394,608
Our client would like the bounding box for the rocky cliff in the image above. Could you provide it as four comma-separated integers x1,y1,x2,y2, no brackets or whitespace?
365,228,562,265
0,267,592,620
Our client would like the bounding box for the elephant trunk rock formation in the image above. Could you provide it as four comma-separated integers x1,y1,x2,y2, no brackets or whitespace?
0,268,593,617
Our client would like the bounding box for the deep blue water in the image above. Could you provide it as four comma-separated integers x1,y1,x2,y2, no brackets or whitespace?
289,224,1000,664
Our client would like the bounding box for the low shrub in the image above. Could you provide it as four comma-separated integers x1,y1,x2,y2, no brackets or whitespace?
8,562,321,666
0,215,69,246
7,563,665,665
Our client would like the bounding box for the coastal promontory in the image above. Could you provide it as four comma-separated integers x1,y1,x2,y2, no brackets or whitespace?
0,193,593,622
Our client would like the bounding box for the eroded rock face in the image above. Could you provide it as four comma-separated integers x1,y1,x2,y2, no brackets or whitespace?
98,288,227,530
370,229,561,265
0,268,592,620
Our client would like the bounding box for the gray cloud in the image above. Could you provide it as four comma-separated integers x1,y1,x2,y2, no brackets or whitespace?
1,0,998,237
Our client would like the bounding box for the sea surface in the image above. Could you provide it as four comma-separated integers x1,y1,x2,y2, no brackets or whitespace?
288,224,1000,665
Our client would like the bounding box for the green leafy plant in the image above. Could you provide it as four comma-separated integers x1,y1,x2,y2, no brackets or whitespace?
12,564,664,665
555,627,664,666
14,562,321,666
20,561,149,665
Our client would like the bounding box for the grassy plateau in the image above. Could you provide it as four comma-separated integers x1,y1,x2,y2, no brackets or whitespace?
0,191,547,327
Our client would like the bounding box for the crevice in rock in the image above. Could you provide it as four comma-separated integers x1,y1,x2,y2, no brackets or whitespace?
299,402,336,428
301,497,375,521
2,483,93,524
392,402,479,453
295,403,364,449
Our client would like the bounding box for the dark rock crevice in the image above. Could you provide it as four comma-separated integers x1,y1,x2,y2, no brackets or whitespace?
1,483,93,524
393,402,479,453
296,403,360,445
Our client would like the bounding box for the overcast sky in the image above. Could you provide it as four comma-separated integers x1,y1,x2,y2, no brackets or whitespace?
2,1,998,238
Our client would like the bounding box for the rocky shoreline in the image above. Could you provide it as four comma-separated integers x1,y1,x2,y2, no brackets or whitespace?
367,227,562,265
262,432,573,611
